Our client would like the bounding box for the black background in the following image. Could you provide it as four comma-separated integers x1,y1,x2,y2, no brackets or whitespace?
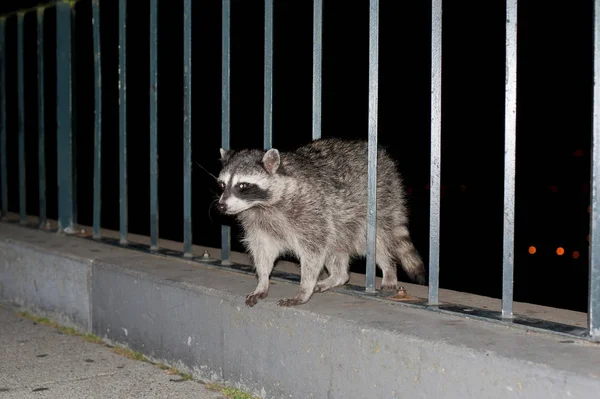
0,0,594,312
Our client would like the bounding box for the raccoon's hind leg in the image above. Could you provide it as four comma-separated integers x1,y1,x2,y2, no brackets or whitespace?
315,252,350,293
392,225,426,285
278,253,326,307
377,249,399,291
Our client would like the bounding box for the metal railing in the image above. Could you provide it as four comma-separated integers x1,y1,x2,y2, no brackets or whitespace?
0,0,598,341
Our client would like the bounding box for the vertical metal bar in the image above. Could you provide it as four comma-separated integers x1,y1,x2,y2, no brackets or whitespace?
183,0,192,257
149,0,159,250
119,0,128,244
312,0,322,141
428,0,442,305
0,17,6,219
590,0,600,340
365,0,379,293
71,6,78,227
502,0,518,319
56,1,74,233
37,9,47,229
17,13,26,224
92,0,102,238
221,0,232,265
264,0,273,150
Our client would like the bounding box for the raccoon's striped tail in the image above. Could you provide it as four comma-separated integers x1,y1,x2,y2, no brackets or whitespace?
393,226,427,285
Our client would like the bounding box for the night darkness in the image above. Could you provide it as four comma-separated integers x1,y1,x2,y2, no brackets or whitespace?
0,0,594,313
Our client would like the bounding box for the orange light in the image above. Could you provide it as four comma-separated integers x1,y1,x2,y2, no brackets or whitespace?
572,251,580,259
556,247,565,256
528,246,536,255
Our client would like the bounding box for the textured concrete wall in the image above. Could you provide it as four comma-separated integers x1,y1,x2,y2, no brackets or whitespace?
2,223,600,399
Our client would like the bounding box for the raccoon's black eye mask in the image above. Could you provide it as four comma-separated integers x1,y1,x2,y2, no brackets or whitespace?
234,182,269,201
217,180,255,193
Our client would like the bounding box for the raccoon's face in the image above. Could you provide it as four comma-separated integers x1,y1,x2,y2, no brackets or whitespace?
216,147,281,215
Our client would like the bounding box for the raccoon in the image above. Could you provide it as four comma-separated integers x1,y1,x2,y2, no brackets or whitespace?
217,138,426,307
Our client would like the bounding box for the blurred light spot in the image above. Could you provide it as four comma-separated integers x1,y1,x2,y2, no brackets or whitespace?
556,247,565,256
548,185,558,193
572,251,580,259
528,246,536,255
588,205,591,214
574,149,584,157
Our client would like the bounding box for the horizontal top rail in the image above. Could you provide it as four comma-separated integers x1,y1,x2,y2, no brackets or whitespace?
0,0,82,18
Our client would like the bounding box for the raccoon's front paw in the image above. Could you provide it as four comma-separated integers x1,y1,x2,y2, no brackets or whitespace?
277,298,301,307
245,291,268,307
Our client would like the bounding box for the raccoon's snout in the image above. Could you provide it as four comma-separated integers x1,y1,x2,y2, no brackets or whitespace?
216,202,227,214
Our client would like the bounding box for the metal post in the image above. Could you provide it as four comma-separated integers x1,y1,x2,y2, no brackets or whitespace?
183,0,192,257
71,6,78,227
0,17,6,219
312,0,322,141
221,0,232,265
365,0,379,293
56,1,74,233
590,0,600,340
428,0,442,305
37,9,47,229
502,0,518,319
119,0,128,244
264,0,273,150
92,0,102,238
18,13,26,224
150,0,159,250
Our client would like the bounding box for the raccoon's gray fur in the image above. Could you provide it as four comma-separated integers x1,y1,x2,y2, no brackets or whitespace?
217,138,426,307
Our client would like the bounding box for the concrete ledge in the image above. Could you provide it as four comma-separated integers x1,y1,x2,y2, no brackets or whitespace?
0,235,92,331
1,223,600,399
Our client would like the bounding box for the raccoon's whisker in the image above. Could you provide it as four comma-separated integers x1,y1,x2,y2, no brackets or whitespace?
208,197,219,222
194,160,218,181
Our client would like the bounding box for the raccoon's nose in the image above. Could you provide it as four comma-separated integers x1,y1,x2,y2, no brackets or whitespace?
217,203,227,213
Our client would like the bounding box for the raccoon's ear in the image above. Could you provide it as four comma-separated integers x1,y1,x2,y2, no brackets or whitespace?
262,148,280,175
220,148,232,164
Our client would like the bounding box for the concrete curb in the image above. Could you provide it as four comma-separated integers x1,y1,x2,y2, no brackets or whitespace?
0,237,92,332
1,223,600,399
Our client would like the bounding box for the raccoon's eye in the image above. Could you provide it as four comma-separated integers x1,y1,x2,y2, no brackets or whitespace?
237,183,250,191
218,181,226,190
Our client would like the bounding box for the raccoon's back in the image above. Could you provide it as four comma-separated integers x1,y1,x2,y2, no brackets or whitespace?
287,138,401,194
291,139,369,183
284,138,406,220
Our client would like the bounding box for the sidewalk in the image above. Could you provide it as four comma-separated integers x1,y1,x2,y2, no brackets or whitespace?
0,306,229,399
